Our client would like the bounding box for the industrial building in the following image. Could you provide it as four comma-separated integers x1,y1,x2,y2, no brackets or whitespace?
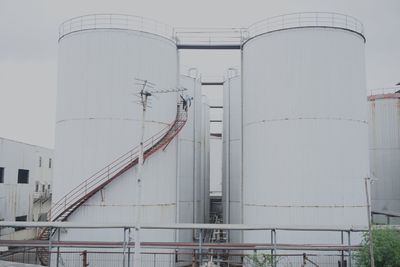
0,11,399,267
0,138,53,237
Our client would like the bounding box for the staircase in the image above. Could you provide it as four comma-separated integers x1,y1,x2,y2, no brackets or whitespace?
36,103,187,265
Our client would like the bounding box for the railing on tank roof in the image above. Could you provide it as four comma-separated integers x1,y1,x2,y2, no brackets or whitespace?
247,12,364,39
59,14,174,41
369,87,400,96
174,27,247,46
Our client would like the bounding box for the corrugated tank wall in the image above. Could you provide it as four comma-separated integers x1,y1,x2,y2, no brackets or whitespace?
369,91,400,218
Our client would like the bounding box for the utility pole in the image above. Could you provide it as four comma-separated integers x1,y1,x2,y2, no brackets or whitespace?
132,79,187,266
364,177,375,267
133,81,151,267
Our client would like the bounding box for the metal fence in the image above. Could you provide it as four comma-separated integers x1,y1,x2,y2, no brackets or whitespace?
58,12,365,48
0,222,369,267
1,250,357,267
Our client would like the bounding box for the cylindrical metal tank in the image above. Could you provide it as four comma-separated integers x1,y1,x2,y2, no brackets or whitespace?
53,14,178,260
222,72,242,242
242,13,369,243
176,73,202,264
369,88,400,220
177,73,202,222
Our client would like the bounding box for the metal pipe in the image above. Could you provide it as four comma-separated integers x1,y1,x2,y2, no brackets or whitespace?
56,228,61,267
365,177,375,267
128,228,131,267
48,227,52,266
341,230,344,267
123,228,127,267
348,231,352,267
199,230,203,265
0,221,372,231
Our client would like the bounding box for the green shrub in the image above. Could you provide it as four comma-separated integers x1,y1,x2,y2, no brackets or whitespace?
355,228,400,267
245,253,276,267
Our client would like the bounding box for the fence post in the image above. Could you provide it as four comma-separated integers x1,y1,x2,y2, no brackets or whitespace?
341,230,345,267
270,229,274,265
48,227,52,266
348,231,352,267
128,228,131,267
56,228,61,267
199,229,203,265
123,227,127,267
81,250,88,267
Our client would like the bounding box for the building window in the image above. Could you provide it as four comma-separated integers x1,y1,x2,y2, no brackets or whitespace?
39,156,42,167
35,182,39,192
49,158,52,168
17,169,29,184
0,167,4,183
15,215,27,231
42,184,45,192
48,184,51,190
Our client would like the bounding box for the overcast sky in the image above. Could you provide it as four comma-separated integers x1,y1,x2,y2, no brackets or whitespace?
0,0,399,148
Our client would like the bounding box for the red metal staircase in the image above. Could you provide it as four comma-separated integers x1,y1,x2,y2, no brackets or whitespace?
37,103,187,265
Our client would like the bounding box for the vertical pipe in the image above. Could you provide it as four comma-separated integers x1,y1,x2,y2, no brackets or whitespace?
56,228,61,267
193,76,197,226
123,228,127,267
273,229,277,267
365,178,375,267
348,231,352,267
341,230,344,267
128,228,131,267
48,227,52,266
270,230,274,264
240,31,245,244
175,108,181,250
199,229,203,265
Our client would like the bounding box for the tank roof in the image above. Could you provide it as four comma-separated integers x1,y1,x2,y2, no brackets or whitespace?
368,87,400,100
368,93,400,101
247,12,365,41
59,14,173,41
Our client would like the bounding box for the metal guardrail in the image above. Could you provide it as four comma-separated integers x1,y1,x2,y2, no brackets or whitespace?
59,14,174,41
0,222,370,267
49,106,187,222
369,86,400,96
247,12,364,39
174,27,246,46
59,12,365,46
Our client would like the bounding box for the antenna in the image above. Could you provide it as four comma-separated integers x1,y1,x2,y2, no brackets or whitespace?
134,78,188,110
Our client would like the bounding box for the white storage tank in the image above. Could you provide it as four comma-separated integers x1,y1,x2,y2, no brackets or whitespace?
222,72,242,242
369,88,400,219
53,14,179,265
177,73,202,224
176,73,202,264
242,12,369,242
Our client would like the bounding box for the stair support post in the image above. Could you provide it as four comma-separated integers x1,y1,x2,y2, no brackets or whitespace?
48,227,52,266
56,228,61,267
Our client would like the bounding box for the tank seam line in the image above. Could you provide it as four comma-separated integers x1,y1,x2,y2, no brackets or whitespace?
244,204,367,208
57,118,170,125
244,117,367,126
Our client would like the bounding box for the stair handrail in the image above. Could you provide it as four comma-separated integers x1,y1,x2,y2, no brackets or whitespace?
49,105,187,221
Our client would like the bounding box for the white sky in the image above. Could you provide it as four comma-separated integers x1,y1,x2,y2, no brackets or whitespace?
0,0,399,148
